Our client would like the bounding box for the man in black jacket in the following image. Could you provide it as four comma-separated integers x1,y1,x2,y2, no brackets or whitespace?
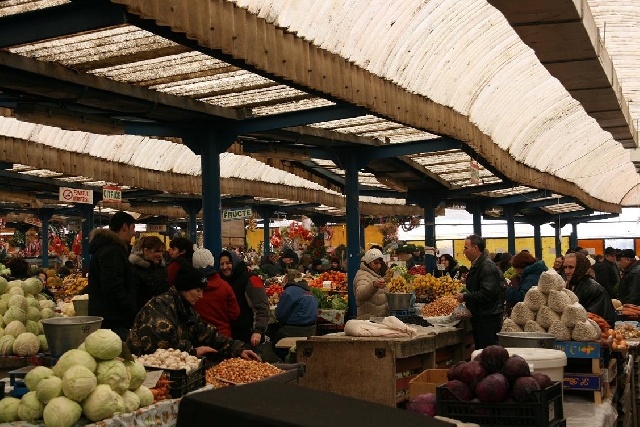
87,211,137,341
619,249,640,306
593,247,619,298
456,234,504,349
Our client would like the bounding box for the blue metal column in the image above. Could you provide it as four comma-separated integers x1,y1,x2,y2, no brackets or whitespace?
505,205,516,255
467,201,482,235
344,154,363,320
423,201,436,274
40,209,53,268
180,201,202,246
359,217,366,249
198,133,236,256
569,223,578,250
533,222,542,260
554,223,563,257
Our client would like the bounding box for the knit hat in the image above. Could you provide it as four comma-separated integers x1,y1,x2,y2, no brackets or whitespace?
174,264,207,292
281,248,296,260
192,248,215,269
362,248,384,265
604,247,617,255
620,249,636,259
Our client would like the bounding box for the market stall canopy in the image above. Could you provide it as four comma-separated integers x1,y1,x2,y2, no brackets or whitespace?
0,0,638,213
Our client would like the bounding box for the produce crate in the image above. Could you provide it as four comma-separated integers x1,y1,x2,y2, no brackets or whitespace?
436,382,564,427
145,358,206,398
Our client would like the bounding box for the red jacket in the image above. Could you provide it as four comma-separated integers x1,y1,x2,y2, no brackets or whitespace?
194,270,241,337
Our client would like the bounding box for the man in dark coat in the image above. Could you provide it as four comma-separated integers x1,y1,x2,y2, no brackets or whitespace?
456,234,504,349
564,252,616,328
593,247,619,298
87,211,138,341
618,249,640,306
405,248,425,270
260,252,280,278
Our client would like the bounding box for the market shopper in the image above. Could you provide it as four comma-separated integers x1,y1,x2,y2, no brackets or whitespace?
329,256,345,273
86,211,137,341
5,256,31,280
192,248,240,338
618,249,640,306
273,269,318,360
405,248,425,270
505,251,547,306
127,264,260,361
435,254,459,278
354,248,388,320
218,249,270,350
307,258,324,275
166,236,194,287
456,234,503,349
259,251,280,278
564,252,616,327
593,246,619,299
129,235,169,311
552,255,566,280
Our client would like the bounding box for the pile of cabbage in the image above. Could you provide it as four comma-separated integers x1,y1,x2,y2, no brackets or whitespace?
0,276,58,356
0,328,153,427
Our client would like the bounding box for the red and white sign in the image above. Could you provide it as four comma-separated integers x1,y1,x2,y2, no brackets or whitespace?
59,187,93,204
147,224,167,232
102,185,122,203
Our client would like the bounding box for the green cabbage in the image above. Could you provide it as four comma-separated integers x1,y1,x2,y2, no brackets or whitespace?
24,366,53,391
0,293,9,302
81,384,119,422
38,334,48,352
114,393,126,414
5,320,26,337
0,300,8,315
124,360,146,390
133,385,154,408
25,319,39,334
84,329,122,360
18,391,44,421
8,285,24,297
3,306,26,324
0,397,21,422
78,342,86,351
38,320,44,334
36,375,63,403
0,327,4,338
53,349,97,377
22,277,43,296
96,359,130,394
0,275,7,294
62,365,97,402
0,334,15,355
9,294,27,311
27,306,40,322
39,307,54,319
122,390,140,413
43,396,82,427
331,296,348,310
26,296,39,308
13,332,40,356
39,300,56,310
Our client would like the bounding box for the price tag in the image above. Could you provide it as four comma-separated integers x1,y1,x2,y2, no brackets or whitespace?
322,281,332,290
392,270,402,278
142,370,162,388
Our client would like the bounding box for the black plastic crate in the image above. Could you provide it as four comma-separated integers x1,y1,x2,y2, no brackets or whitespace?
436,382,564,427
146,358,206,398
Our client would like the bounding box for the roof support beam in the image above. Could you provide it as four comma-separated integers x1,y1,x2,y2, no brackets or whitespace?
442,182,514,198
0,1,129,49
364,137,462,161
481,190,553,208
513,197,576,212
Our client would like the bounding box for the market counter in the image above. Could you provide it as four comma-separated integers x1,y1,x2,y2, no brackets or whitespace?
296,326,464,406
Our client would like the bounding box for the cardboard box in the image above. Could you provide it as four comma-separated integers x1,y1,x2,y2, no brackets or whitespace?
409,369,448,400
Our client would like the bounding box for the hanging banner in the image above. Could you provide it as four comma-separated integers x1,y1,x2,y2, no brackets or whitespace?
222,207,252,221
102,185,122,203
59,187,93,204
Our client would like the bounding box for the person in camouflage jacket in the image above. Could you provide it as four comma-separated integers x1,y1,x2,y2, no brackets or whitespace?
126,264,260,361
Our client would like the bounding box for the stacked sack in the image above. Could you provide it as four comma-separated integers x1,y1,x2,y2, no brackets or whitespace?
502,269,601,342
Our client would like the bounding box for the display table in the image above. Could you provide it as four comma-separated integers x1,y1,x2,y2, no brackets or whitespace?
297,326,464,406
565,392,618,427
269,306,346,326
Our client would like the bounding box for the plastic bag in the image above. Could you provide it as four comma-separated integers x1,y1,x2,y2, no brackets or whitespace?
452,303,472,320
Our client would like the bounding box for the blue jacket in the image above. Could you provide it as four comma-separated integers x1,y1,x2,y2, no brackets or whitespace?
275,280,318,326
505,260,548,305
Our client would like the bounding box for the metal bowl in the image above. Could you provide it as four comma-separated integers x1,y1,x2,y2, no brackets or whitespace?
386,293,412,311
496,332,556,349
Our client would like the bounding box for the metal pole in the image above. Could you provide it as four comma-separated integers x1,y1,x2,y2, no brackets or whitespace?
505,205,516,255
533,222,542,260
344,154,361,320
41,210,52,268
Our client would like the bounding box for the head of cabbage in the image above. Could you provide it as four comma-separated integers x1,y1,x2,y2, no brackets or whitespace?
96,359,130,394
0,275,7,294
5,320,26,338
18,391,44,421
26,306,40,322
0,397,21,422
43,396,82,427
39,307,54,319
36,375,62,404
38,334,48,352
53,349,97,378
8,293,27,311
39,300,56,310
25,319,39,334
0,299,8,315
22,277,43,296
81,384,119,422
24,366,53,391
121,390,140,413
8,285,24,297
4,306,26,324
62,365,97,402
133,385,154,408
84,329,122,360
124,360,146,390
13,332,40,356
0,334,15,356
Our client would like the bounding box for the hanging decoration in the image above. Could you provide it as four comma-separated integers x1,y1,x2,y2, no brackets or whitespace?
378,217,399,247
401,216,421,232
246,218,258,232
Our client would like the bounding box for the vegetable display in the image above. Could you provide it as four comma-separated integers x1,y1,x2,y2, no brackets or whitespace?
205,358,284,387
134,348,202,374
0,328,149,426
